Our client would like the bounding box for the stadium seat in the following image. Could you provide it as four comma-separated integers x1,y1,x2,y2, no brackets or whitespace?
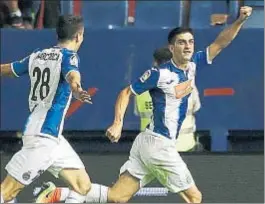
134,1,182,28
189,1,228,28
81,1,126,28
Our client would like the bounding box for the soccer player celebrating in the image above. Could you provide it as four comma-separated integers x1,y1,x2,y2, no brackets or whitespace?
1,15,94,203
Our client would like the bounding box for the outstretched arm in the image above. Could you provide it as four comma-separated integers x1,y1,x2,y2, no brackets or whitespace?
1,54,30,77
106,86,133,142
208,6,252,62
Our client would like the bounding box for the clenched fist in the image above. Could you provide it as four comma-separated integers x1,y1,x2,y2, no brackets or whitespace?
238,6,252,22
105,122,123,143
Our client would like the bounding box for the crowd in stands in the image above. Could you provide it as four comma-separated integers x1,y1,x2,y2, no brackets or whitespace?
0,0,60,29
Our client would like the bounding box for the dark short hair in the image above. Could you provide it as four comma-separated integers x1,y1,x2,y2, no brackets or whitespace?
168,27,194,44
153,47,172,65
56,15,84,42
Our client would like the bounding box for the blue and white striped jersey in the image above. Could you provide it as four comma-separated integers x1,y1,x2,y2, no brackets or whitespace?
11,46,80,138
130,49,212,140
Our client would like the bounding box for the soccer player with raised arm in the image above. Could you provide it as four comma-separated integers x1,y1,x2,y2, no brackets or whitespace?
103,6,252,203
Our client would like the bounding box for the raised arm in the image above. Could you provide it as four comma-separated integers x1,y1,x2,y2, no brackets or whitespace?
106,86,133,142
208,6,252,62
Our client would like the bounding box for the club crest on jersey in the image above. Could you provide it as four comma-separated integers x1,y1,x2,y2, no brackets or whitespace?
70,55,78,67
140,70,151,83
22,171,31,181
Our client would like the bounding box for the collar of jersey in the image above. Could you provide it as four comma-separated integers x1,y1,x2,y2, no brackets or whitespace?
53,46,76,53
170,59,189,73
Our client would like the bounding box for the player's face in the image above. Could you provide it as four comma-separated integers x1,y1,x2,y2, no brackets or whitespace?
170,32,194,63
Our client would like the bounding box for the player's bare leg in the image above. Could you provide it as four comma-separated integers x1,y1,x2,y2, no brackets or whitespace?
34,172,201,203
1,174,24,203
109,172,202,204
179,184,202,203
58,168,91,203
35,168,91,203
34,171,140,203
107,171,140,203
83,170,140,203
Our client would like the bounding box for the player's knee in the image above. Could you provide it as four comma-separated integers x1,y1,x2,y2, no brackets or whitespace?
60,168,92,196
189,190,202,203
72,178,91,196
73,181,91,196
79,181,91,195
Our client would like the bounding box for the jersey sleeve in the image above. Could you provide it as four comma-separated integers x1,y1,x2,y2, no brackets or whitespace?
61,52,80,79
193,47,212,67
11,55,30,77
130,68,160,95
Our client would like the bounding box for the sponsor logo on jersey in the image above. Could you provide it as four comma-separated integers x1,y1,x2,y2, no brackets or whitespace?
70,55,78,67
140,70,151,83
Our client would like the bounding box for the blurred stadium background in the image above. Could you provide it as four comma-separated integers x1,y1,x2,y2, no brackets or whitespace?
0,0,264,203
